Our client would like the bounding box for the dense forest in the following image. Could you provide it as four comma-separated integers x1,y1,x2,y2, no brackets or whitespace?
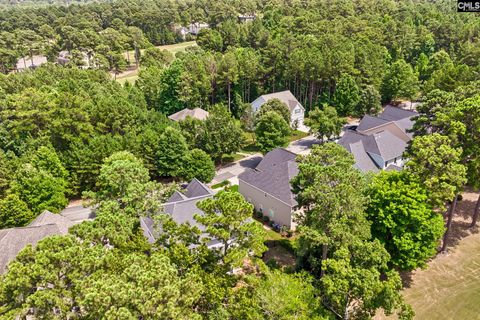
1,0,480,318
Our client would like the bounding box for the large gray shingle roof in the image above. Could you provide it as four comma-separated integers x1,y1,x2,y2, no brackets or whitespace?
0,210,91,273
356,115,390,132
379,106,417,121
239,148,298,206
141,179,215,242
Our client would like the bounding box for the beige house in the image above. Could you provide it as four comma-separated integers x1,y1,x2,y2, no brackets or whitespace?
238,148,299,229
168,107,209,122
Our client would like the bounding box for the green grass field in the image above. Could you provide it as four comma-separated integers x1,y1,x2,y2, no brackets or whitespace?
377,191,480,320
116,41,197,84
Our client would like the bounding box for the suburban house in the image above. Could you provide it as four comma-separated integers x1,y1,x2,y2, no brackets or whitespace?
238,14,256,23
140,179,223,249
16,55,47,72
57,50,92,68
238,148,299,230
168,107,210,122
338,106,417,172
188,22,209,35
0,209,94,273
251,90,307,132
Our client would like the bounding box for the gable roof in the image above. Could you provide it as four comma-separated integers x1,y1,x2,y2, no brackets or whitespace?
356,115,390,132
256,90,304,112
363,130,407,161
141,179,215,242
239,148,298,206
255,148,297,171
348,140,379,172
182,178,214,198
168,108,209,122
379,106,417,121
0,210,86,273
29,210,74,234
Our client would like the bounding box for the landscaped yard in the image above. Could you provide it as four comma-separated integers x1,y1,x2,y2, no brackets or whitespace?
377,190,480,320
116,41,197,84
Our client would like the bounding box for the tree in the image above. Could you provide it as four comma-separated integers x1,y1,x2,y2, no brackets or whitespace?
255,111,290,153
333,73,360,116
0,194,33,228
196,190,266,267
0,236,202,319
198,105,243,162
406,134,466,252
182,149,215,183
255,270,327,320
197,29,224,52
93,151,150,202
291,143,410,319
140,47,173,68
156,127,189,178
305,105,346,142
381,59,419,102
9,147,69,215
366,171,445,270
356,85,382,116
292,143,369,278
256,98,291,125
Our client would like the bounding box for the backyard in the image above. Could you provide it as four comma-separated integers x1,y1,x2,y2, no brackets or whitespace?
377,190,480,319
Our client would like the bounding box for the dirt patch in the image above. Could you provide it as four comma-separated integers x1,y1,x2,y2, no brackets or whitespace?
263,243,296,270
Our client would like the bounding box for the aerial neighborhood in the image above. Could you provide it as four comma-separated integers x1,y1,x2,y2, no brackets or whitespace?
0,0,480,319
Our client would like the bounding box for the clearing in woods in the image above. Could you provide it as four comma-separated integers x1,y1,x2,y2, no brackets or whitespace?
115,41,197,84
377,190,480,320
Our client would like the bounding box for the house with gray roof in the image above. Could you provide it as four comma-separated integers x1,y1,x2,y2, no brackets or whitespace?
168,107,209,122
338,106,417,172
251,90,307,132
0,210,93,273
140,179,223,248
238,148,299,229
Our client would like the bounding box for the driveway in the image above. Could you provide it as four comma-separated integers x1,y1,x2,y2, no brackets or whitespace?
211,153,262,185
285,134,318,155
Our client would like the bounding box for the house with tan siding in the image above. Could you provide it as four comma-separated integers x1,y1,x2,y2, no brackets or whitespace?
238,148,299,229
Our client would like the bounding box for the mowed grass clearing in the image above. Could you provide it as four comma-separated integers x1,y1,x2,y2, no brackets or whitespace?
116,41,197,84
376,190,480,320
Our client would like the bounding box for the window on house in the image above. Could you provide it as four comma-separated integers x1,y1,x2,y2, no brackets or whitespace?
268,209,274,218
294,108,301,114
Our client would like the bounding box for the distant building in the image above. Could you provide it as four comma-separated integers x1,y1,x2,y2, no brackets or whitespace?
168,107,209,122
251,90,307,132
338,106,417,172
57,50,91,68
188,22,209,35
0,209,94,273
239,148,299,230
16,55,47,72
238,14,256,23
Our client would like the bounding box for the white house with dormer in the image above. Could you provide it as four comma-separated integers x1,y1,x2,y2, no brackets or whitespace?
251,90,307,132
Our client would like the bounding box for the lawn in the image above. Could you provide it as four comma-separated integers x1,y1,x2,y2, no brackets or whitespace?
240,130,309,154
376,190,480,320
116,41,197,84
